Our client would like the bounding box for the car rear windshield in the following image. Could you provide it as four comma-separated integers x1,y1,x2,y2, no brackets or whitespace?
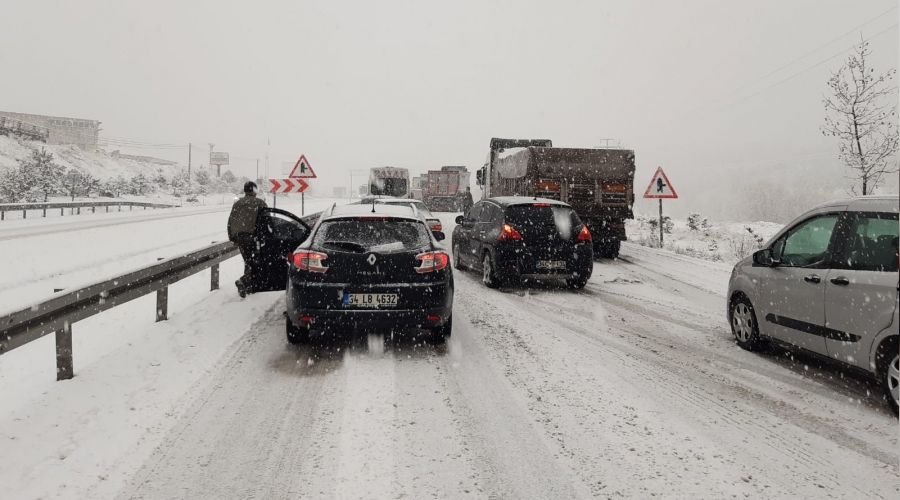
505,205,582,239
313,218,430,253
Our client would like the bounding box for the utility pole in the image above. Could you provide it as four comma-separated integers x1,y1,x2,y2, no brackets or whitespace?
208,143,218,177
255,158,259,183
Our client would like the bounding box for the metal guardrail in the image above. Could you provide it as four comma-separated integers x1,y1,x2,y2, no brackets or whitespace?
0,241,239,380
0,200,178,220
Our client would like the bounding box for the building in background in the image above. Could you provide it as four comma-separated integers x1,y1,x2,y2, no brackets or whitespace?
0,111,101,149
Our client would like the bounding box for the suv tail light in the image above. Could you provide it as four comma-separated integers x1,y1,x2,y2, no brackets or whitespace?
577,225,592,242
292,251,329,273
415,251,450,273
498,223,523,241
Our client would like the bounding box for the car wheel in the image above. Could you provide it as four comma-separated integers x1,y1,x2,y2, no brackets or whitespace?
730,297,765,351
876,338,899,415
482,253,500,289
286,316,309,345
453,243,466,270
431,315,452,343
566,276,588,289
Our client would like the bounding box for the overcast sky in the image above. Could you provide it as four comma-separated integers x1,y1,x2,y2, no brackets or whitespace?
1,0,897,214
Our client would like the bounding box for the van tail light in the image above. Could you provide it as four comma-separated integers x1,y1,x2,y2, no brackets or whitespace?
415,251,450,273
498,223,523,241
431,222,443,232
292,251,329,273
577,225,592,242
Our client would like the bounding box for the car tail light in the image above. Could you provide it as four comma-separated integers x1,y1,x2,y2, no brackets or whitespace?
577,225,592,242
292,251,328,273
498,223,523,241
415,251,450,273
431,222,443,231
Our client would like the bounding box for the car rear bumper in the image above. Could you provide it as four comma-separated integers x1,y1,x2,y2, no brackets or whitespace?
494,245,593,279
286,280,453,332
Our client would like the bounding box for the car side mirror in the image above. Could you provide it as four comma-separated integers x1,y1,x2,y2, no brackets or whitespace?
433,231,446,241
455,215,465,225
753,248,780,267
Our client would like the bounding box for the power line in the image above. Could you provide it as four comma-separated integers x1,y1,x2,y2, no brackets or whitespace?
727,5,898,97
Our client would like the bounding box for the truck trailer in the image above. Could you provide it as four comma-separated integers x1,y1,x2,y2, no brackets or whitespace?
422,166,471,212
477,138,635,258
368,166,410,198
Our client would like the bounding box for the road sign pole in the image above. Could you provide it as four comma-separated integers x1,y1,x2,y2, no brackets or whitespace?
301,192,305,216
273,193,277,209
659,199,663,248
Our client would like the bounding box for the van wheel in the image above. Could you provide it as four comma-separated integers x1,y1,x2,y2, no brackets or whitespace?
876,338,899,415
730,297,765,351
286,316,309,345
482,254,500,289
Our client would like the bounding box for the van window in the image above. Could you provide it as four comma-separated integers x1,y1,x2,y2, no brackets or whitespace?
835,213,899,272
776,214,839,267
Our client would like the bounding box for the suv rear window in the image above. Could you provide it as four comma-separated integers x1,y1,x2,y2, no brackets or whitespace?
313,218,430,253
505,205,581,238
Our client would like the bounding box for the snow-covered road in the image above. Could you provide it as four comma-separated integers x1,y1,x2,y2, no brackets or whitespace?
1,212,896,499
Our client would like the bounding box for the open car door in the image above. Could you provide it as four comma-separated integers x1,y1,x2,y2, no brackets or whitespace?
252,208,312,292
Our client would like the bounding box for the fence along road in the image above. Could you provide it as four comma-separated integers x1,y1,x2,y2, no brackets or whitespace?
0,241,238,380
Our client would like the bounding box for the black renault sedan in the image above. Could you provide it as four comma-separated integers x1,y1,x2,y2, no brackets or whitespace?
285,203,453,344
451,197,593,289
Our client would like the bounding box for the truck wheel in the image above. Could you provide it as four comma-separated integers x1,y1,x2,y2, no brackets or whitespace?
594,240,620,259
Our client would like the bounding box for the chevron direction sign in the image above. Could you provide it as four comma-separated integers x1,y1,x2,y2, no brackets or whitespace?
269,178,309,194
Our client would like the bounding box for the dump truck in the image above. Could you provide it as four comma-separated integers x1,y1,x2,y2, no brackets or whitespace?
476,138,635,258
422,166,471,212
368,166,410,198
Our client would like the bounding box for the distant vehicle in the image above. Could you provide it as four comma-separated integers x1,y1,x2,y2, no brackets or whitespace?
410,174,425,200
368,166,410,198
285,203,453,343
422,166,471,212
476,138,635,258
374,197,442,235
185,195,199,203
452,196,593,289
727,195,899,414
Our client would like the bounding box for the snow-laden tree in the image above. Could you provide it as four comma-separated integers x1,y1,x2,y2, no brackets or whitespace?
11,148,65,202
822,37,899,195
129,173,152,195
103,175,129,198
62,168,99,201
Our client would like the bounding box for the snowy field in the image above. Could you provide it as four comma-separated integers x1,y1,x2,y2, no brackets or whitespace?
0,209,897,499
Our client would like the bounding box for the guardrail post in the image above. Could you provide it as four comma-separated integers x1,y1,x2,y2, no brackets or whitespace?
106,205,109,213
60,207,64,216
77,207,81,215
42,206,47,217
1,209,5,220
56,322,73,381
23,209,26,219
211,263,220,291
156,287,168,322
118,204,121,212
92,206,95,213
130,204,133,211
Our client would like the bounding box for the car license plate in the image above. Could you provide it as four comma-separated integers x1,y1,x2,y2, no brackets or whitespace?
536,260,566,270
343,293,398,308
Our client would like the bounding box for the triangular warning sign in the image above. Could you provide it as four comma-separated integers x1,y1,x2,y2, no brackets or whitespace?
643,167,678,199
289,154,317,178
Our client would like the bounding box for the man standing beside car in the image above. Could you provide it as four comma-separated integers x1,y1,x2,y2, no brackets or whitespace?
227,181,267,297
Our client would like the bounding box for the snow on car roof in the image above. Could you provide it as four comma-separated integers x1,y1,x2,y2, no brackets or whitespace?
326,202,421,220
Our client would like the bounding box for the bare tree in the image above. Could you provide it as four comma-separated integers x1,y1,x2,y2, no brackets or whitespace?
822,37,898,195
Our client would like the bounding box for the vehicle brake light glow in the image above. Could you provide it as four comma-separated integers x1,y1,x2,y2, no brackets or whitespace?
498,223,523,241
415,251,450,273
577,225,592,242
292,251,329,273
432,223,442,231
533,203,551,207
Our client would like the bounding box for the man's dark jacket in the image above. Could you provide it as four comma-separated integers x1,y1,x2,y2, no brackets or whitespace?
227,195,267,240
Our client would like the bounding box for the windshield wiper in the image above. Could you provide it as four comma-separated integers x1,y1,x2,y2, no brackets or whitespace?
323,240,367,253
